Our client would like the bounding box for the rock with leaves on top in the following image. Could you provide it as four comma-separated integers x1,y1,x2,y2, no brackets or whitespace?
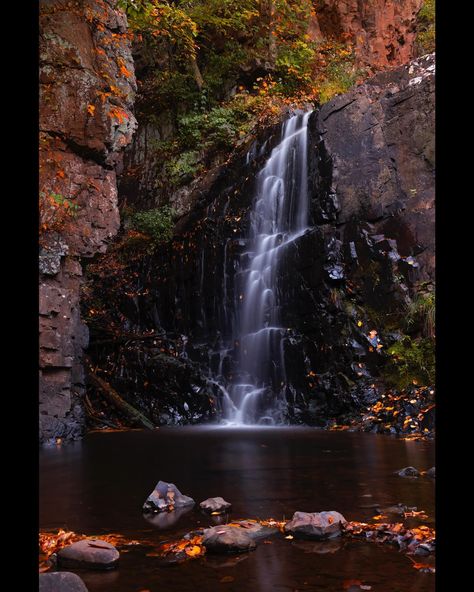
143,480,195,513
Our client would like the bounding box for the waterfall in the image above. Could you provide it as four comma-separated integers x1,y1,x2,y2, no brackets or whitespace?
220,110,312,425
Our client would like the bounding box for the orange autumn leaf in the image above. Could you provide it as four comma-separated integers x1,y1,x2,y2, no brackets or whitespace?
87,104,96,116
184,545,202,557
120,64,132,78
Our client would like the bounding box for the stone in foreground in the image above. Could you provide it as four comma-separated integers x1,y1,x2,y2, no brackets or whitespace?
230,520,279,540
425,467,435,478
199,497,232,513
202,525,257,554
39,572,88,592
284,511,347,539
57,539,119,570
396,466,420,478
143,480,195,513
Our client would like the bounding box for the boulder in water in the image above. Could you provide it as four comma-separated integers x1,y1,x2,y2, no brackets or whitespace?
57,539,119,570
396,466,420,478
229,520,279,540
143,480,195,513
202,525,256,554
39,572,89,592
425,466,435,478
199,497,232,514
284,511,347,539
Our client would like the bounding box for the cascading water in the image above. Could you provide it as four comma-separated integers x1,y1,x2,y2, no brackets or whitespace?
220,110,312,425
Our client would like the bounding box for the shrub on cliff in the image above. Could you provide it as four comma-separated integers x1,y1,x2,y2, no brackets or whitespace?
130,206,174,244
416,0,435,55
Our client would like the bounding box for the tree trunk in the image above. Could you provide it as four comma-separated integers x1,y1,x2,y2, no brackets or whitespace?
260,0,277,64
190,55,204,89
86,361,155,430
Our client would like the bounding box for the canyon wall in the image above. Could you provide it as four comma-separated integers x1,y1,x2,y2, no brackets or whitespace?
39,0,137,442
314,0,424,70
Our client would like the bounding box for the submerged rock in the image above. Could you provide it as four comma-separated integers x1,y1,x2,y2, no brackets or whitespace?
284,511,347,539
57,539,119,570
425,467,435,479
39,572,88,592
202,525,256,554
143,480,195,513
396,466,420,478
200,496,232,513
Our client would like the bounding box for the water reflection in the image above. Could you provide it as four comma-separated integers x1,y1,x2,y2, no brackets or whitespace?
142,505,193,530
40,428,435,592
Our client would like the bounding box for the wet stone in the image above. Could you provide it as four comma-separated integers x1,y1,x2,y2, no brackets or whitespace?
199,496,232,513
396,466,420,478
231,520,279,540
202,525,257,554
143,480,195,513
39,572,89,592
425,467,435,479
284,511,347,539
57,539,119,570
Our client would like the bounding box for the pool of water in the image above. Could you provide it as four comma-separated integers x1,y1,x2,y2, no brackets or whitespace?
39,427,435,591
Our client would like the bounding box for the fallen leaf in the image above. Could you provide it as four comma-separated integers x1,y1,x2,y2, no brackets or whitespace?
87,542,111,549
285,535,294,540
185,545,202,557
220,576,234,583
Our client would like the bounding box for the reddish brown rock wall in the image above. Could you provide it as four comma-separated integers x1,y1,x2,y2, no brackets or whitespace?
315,0,424,71
39,0,137,442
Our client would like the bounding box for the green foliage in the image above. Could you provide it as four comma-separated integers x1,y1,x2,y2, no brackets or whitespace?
40,191,79,235
118,1,368,188
186,0,260,39
119,0,198,59
416,0,436,54
164,151,203,187
275,39,317,94
129,205,174,243
382,336,435,389
316,44,363,104
49,192,79,212
179,103,252,151
405,292,435,338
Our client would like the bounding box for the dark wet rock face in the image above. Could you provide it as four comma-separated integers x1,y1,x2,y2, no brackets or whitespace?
200,497,232,513
57,539,119,570
284,511,347,539
85,55,434,427
143,481,195,513
39,572,89,592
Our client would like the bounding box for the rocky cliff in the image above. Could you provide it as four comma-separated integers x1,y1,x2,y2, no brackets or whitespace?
39,0,137,443
83,53,434,428
120,0,427,218
313,0,424,70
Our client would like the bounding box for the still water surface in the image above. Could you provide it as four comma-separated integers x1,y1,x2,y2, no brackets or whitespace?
40,427,435,591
